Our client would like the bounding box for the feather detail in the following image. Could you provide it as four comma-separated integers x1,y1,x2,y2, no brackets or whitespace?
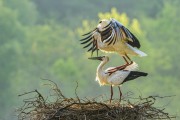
126,43,147,57
124,62,139,71
82,28,97,36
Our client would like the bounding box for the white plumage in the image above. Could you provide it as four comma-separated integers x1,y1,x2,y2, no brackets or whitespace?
81,18,147,67
95,57,139,86
89,56,147,103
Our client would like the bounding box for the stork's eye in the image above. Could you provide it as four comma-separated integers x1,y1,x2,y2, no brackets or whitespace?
99,21,102,23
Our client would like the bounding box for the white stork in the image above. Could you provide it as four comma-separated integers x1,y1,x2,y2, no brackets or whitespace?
81,18,147,70
89,56,148,103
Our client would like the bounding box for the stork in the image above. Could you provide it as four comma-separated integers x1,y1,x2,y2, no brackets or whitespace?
89,56,148,103
81,18,147,70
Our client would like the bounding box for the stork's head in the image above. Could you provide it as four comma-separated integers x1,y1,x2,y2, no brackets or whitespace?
88,56,109,62
97,19,111,31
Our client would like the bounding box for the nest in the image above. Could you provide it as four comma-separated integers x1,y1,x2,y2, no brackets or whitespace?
17,80,175,120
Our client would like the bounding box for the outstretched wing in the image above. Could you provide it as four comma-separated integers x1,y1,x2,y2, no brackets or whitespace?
98,21,117,46
100,19,141,48
80,28,99,56
80,19,141,56
112,19,141,48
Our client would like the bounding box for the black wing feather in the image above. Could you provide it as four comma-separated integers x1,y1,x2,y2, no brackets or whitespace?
103,21,112,29
83,41,93,48
125,28,141,48
80,34,92,41
80,37,92,44
123,71,148,83
82,28,97,36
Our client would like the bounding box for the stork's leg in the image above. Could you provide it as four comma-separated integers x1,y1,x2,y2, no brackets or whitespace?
96,41,99,56
115,54,133,69
112,56,129,70
107,65,126,75
125,54,133,64
107,54,132,73
110,85,113,103
123,56,129,65
118,86,122,102
107,57,128,74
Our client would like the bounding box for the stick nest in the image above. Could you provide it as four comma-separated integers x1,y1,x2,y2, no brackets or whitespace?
17,80,175,120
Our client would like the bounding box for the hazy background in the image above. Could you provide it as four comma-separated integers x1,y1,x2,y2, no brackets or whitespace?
0,0,179,119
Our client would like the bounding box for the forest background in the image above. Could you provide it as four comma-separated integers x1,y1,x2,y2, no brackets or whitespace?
0,0,179,119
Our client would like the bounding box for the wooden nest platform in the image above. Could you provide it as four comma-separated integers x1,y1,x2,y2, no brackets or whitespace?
17,80,175,120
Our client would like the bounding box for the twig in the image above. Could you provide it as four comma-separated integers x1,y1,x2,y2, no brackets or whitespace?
18,90,36,97
75,80,81,103
17,80,176,120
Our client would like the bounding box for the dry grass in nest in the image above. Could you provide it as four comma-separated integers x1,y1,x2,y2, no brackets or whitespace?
17,80,176,120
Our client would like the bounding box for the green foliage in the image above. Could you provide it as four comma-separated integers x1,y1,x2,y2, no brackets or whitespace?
3,0,38,25
0,0,179,119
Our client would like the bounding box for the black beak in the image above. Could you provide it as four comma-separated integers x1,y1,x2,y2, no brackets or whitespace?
88,56,103,61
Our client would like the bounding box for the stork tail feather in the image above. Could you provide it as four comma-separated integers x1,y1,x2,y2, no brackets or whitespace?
126,43,147,57
123,71,148,83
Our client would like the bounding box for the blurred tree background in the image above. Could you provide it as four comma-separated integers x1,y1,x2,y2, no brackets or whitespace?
0,0,179,119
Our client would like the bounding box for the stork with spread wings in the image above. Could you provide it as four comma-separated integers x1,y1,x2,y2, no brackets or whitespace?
80,18,147,69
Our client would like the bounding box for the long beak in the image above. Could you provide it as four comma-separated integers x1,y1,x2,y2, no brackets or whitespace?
88,56,103,61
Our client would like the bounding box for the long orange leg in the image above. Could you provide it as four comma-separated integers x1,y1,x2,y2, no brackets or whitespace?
115,54,133,69
123,56,129,65
125,54,133,64
111,56,129,70
118,86,122,102
110,85,113,103
107,54,133,74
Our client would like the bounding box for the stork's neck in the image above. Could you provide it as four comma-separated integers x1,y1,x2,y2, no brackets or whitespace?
97,60,107,75
96,59,109,86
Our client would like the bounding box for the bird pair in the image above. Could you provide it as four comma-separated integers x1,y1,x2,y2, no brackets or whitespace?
80,18,148,103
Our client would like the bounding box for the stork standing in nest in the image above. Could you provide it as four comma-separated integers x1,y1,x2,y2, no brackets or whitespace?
89,56,148,103
81,18,147,71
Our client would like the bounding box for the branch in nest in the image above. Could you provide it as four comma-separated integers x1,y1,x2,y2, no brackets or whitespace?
17,80,176,120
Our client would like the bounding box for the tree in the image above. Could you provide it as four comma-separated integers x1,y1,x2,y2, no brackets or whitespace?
0,0,26,118
142,0,180,114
